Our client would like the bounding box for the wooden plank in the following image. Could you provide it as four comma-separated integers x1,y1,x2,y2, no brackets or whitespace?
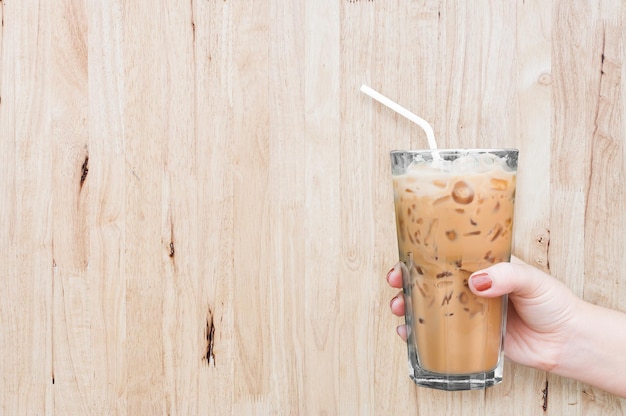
303,0,341,414
339,1,378,413
85,1,127,414
48,1,95,414
122,1,167,413
229,2,272,413
0,2,53,414
194,0,236,414
158,3,199,415
266,0,306,413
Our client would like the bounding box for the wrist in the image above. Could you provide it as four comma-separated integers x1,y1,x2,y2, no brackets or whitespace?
550,299,591,376
551,300,626,398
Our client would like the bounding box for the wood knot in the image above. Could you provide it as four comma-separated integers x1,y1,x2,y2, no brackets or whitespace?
538,73,552,86
204,309,216,367
80,155,89,186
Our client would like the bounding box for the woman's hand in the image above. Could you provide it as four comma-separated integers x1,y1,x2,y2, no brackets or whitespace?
387,256,626,397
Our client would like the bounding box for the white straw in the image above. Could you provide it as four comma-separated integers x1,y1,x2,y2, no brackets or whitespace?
360,84,439,152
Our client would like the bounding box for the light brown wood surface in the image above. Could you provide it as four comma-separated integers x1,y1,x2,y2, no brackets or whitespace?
1,1,625,414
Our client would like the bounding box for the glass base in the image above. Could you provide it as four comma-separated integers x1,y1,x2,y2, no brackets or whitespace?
399,261,507,391
408,363,503,391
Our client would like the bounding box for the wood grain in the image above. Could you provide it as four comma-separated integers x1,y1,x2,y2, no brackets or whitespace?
1,1,625,414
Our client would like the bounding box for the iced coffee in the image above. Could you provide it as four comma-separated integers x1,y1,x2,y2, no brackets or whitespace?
391,149,518,390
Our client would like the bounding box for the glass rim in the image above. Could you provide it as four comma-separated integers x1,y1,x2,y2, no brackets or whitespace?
390,148,519,155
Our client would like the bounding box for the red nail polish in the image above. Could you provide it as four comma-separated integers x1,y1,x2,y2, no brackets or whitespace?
471,273,492,291
386,267,395,282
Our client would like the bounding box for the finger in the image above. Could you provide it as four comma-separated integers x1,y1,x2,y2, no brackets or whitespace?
467,261,555,299
396,325,408,342
390,291,405,317
386,263,403,289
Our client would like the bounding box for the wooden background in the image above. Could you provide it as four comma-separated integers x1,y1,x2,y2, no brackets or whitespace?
1,0,625,414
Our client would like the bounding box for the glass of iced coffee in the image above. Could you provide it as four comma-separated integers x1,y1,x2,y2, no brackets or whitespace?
391,149,518,391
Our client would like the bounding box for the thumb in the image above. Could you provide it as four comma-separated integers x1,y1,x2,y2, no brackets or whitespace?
468,259,553,299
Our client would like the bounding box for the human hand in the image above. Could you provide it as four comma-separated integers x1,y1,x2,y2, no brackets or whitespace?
386,256,583,372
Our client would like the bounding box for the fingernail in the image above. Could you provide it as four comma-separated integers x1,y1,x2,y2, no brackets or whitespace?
396,325,407,341
386,267,395,282
390,295,398,309
471,273,492,291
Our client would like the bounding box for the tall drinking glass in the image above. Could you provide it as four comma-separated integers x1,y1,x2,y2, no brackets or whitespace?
391,149,518,391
